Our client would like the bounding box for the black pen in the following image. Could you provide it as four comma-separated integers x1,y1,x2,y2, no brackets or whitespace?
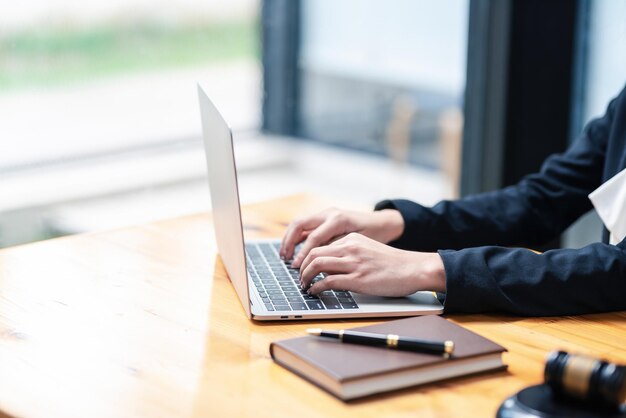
306,328,454,355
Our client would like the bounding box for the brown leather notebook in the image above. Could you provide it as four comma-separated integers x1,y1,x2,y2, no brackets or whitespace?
270,316,507,400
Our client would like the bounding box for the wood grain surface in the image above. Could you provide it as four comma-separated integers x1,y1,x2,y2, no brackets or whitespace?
0,194,624,418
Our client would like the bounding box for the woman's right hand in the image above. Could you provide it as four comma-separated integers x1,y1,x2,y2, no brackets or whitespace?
279,207,404,268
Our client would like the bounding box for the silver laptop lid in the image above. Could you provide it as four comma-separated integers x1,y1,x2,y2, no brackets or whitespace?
197,84,251,318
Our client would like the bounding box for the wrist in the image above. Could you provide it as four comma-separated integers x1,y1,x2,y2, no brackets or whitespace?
407,252,446,293
374,209,405,243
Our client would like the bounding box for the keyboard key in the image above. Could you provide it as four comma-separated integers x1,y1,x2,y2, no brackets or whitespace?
290,303,308,310
258,292,268,298
340,302,359,309
287,296,304,303
285,290,301,296
302,294,319,300
337,297,355,304
269,295,287,301
264,304,275,311
334,291,351,297
273,304,291,311
306,300,325,310
266,289,283,295
322,300,342,309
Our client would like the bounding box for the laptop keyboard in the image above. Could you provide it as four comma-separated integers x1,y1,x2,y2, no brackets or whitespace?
245,242,359,312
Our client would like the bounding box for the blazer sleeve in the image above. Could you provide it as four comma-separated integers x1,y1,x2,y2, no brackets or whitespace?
375,88,623,251
437,238,626,316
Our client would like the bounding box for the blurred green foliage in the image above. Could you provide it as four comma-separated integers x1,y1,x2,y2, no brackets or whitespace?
0,20,257,89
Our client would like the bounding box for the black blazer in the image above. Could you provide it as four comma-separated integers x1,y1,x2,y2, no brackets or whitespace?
376,85,626,316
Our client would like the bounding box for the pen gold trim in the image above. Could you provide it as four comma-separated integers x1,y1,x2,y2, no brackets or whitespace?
386,334,399,348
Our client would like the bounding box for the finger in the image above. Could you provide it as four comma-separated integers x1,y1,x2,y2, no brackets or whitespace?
308,274,352,295
299,243,349,280
280,214,325,260
279,222,302,259
300,257,352,289
280,211,331,258
291,219,345,268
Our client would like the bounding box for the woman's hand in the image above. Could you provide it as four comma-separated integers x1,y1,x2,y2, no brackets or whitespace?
280,207,404,268
298,233,446,297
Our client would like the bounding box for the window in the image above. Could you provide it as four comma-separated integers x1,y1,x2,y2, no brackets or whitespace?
0,0,260,172
296,0,468,186
0,0,261,248
582,1,626,122
565,0,626,248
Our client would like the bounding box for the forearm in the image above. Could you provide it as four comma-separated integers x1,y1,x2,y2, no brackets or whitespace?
438,240,626,316
376,175,597,252
376,191,555,251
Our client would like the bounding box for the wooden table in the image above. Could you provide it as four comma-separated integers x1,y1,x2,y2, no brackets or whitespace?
1,194,625,418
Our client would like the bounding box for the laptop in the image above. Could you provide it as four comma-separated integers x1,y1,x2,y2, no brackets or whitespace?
197,84,443,320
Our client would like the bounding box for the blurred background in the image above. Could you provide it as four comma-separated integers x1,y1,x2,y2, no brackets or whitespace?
1,0,625,249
